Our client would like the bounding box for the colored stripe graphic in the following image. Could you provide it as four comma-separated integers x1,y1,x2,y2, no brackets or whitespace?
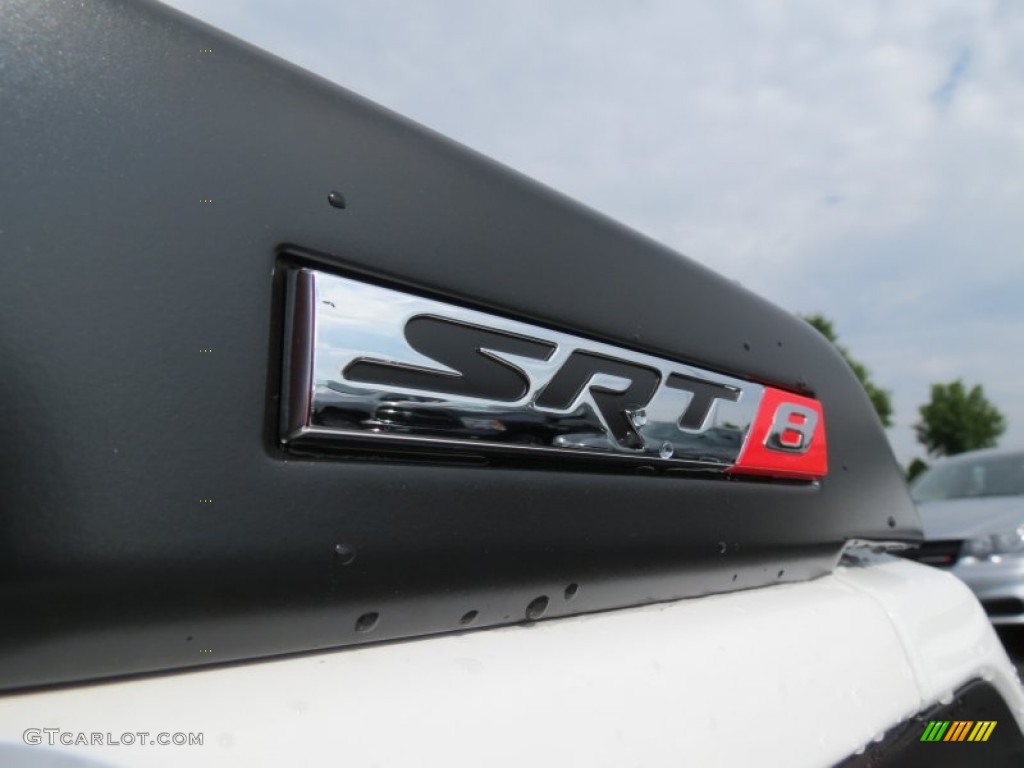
944,721,972,741
968,721,997,742
921,719,996,742
921,721,950,741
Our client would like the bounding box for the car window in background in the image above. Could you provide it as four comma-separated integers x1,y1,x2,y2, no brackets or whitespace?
911,452,1024,502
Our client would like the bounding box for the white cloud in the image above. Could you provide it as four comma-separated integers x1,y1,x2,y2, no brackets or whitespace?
162,0,1024,464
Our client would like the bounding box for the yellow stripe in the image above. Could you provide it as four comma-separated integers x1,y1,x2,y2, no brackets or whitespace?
980,721,997,742
968,722,984,741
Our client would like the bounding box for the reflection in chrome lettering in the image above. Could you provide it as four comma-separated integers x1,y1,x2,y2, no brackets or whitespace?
281,268,766,470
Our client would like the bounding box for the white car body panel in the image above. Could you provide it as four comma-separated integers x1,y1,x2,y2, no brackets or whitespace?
0,556,1021,767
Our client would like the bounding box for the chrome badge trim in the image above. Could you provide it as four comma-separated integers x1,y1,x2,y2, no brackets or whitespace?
282,268,768,471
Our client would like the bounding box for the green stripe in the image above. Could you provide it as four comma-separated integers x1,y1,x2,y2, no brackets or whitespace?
921,721,949,742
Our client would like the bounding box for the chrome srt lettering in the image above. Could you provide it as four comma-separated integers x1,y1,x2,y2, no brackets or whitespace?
282,268,828,480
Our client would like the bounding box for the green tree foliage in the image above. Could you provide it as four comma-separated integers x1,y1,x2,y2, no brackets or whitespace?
906,457,929,482
802,314,893,427
914,379,1006,457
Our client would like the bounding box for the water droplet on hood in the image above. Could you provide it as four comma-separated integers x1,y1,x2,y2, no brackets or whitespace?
526,596,549,620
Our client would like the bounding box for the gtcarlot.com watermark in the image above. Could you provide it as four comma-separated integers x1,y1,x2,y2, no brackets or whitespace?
23,729,203,747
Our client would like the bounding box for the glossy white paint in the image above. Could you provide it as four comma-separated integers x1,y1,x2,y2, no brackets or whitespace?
834,556,1024,720
0,556,1020,768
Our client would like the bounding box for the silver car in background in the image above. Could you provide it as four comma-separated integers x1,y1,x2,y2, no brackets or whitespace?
907,448,1024,624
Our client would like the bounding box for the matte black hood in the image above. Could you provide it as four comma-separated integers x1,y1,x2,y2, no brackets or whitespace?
0,0,920,690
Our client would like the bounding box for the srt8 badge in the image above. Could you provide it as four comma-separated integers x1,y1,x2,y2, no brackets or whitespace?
281,267,826,480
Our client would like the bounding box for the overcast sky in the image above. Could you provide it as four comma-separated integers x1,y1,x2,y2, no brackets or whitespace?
161,0,1024,466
